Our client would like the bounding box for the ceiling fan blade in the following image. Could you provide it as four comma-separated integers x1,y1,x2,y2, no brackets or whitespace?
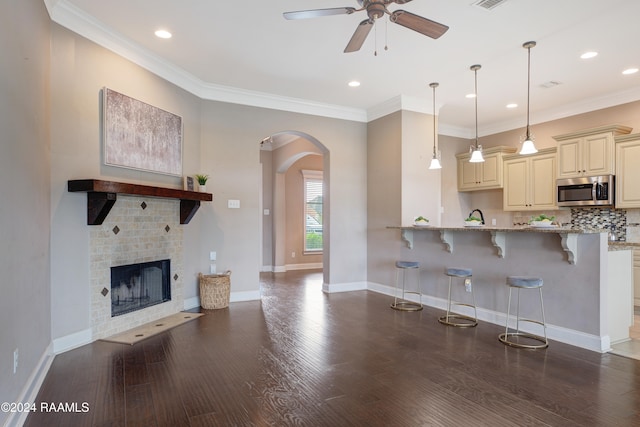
390,10,449,39
344,19,374,53
283,7,356,20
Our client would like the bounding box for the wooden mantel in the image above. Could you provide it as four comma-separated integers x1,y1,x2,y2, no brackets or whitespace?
68,179,213,225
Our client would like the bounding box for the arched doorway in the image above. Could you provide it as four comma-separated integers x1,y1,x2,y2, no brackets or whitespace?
260,131,329,281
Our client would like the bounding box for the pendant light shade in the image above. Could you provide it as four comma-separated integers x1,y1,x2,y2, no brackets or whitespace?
469,64,484,163
519,41,538,155
428,82,442,170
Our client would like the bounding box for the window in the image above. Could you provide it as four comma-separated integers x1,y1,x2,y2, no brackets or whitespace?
302,170,323,253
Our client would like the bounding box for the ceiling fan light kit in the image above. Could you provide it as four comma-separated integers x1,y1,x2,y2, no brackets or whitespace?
283,0,449,53
519,41,539,155
469,64,485,163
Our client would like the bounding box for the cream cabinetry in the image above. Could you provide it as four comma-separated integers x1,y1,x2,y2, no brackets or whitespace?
615,133,640,208
553,125,631,179
503,148,557,211
634,250,640,306
456,146,516,191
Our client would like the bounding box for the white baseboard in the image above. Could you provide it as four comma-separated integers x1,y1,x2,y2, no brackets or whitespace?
366,281,610,353
183,296,200,310
322,281,368,293
265,263,323,273
52,328,92,354
230,290,261,302
285,262,323,271
5,343,55,427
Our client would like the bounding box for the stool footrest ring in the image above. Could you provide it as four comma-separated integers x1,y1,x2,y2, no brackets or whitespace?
391,301,423,311
438,314,478,327
498,332,548,349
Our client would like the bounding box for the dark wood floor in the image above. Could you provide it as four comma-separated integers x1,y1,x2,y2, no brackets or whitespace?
26,269,640,426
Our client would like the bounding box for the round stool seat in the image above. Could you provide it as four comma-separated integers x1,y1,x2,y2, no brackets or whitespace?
506,276,543,289
446,267,472,278
396,261,419,269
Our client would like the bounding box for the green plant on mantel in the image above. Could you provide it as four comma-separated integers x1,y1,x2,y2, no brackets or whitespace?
195,174,209,185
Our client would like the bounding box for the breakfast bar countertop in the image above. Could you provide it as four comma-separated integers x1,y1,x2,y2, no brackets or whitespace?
387,224,605,234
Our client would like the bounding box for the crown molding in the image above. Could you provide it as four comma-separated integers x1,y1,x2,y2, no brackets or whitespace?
46,1,640,133
47,0,368,123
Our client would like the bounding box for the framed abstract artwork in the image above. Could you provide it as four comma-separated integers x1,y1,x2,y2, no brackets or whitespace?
103,87,183,176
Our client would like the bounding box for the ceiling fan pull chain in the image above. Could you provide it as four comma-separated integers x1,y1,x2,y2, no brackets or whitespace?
385,17,388,51
374,19,378,56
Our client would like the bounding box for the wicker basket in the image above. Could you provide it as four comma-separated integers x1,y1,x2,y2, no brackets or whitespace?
199,271,231,309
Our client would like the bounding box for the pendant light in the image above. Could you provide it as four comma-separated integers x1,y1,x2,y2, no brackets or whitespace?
519,41,538,155
469,64,484,163
428,82,442,170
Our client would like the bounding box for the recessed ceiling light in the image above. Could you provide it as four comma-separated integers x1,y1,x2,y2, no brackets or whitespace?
622,68,638,75
506,103,518,109
154,29,172,39
348,80,361,87
580,51,598,59
465,93,476,99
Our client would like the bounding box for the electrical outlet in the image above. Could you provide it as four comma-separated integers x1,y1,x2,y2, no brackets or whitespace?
13,348,18,374
492,218,497,226
291,251,296,258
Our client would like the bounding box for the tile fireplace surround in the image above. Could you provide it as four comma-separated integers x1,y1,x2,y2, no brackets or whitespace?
90,195,184,339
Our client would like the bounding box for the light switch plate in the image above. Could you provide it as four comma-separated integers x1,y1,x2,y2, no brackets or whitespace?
228,199,240,209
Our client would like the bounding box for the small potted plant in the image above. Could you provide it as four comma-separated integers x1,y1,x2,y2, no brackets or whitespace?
464,215,483,227
195,174,209,192
414,216,430,226
529,214,556,227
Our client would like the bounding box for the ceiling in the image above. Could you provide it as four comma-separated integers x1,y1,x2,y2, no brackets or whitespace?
46,0,640,138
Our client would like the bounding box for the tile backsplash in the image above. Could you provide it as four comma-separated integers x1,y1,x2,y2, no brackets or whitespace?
570,207,628,241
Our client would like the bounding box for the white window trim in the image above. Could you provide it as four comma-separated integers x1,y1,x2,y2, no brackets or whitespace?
302,170,323,254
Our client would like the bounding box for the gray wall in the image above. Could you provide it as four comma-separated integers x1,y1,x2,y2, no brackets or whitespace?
48,23,368,344
0,0,51,420
50,24,203,342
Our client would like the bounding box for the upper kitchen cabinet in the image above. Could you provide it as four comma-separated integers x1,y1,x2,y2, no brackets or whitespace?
615,133,640,208
503,148,557,211
456,146,516,191
553,125,631,179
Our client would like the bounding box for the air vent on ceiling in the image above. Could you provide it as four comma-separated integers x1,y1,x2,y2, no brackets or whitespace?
473,0,509,10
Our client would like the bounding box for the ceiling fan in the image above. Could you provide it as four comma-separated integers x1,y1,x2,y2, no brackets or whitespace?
283,0,449,53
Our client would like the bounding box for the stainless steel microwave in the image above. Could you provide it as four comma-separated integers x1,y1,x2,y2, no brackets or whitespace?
556,175,614,207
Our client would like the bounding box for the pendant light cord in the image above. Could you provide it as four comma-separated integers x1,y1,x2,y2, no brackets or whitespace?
474,66,479,148
432,83,437,156
526,44,531,138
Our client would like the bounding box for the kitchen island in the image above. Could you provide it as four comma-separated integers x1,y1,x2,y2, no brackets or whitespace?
375,225,633,353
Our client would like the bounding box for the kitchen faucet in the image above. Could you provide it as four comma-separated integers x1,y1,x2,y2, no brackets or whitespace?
468,209,485,225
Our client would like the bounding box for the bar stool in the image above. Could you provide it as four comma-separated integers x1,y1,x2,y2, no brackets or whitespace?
499,276,548,349
438,267,478,327
390,261,422,311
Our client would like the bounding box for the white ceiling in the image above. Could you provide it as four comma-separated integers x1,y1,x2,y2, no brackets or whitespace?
46,0,640,138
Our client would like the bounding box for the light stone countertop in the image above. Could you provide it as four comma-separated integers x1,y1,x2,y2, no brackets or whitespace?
389,225,604,234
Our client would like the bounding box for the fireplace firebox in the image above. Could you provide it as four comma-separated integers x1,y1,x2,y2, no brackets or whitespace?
111,259,171,317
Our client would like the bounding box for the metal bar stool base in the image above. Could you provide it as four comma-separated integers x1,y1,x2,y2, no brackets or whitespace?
440,268,477,327
391,261,422,312
498,331,548,349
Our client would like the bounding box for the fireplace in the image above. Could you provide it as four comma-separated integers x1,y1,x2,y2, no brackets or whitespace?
111,259,171,317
